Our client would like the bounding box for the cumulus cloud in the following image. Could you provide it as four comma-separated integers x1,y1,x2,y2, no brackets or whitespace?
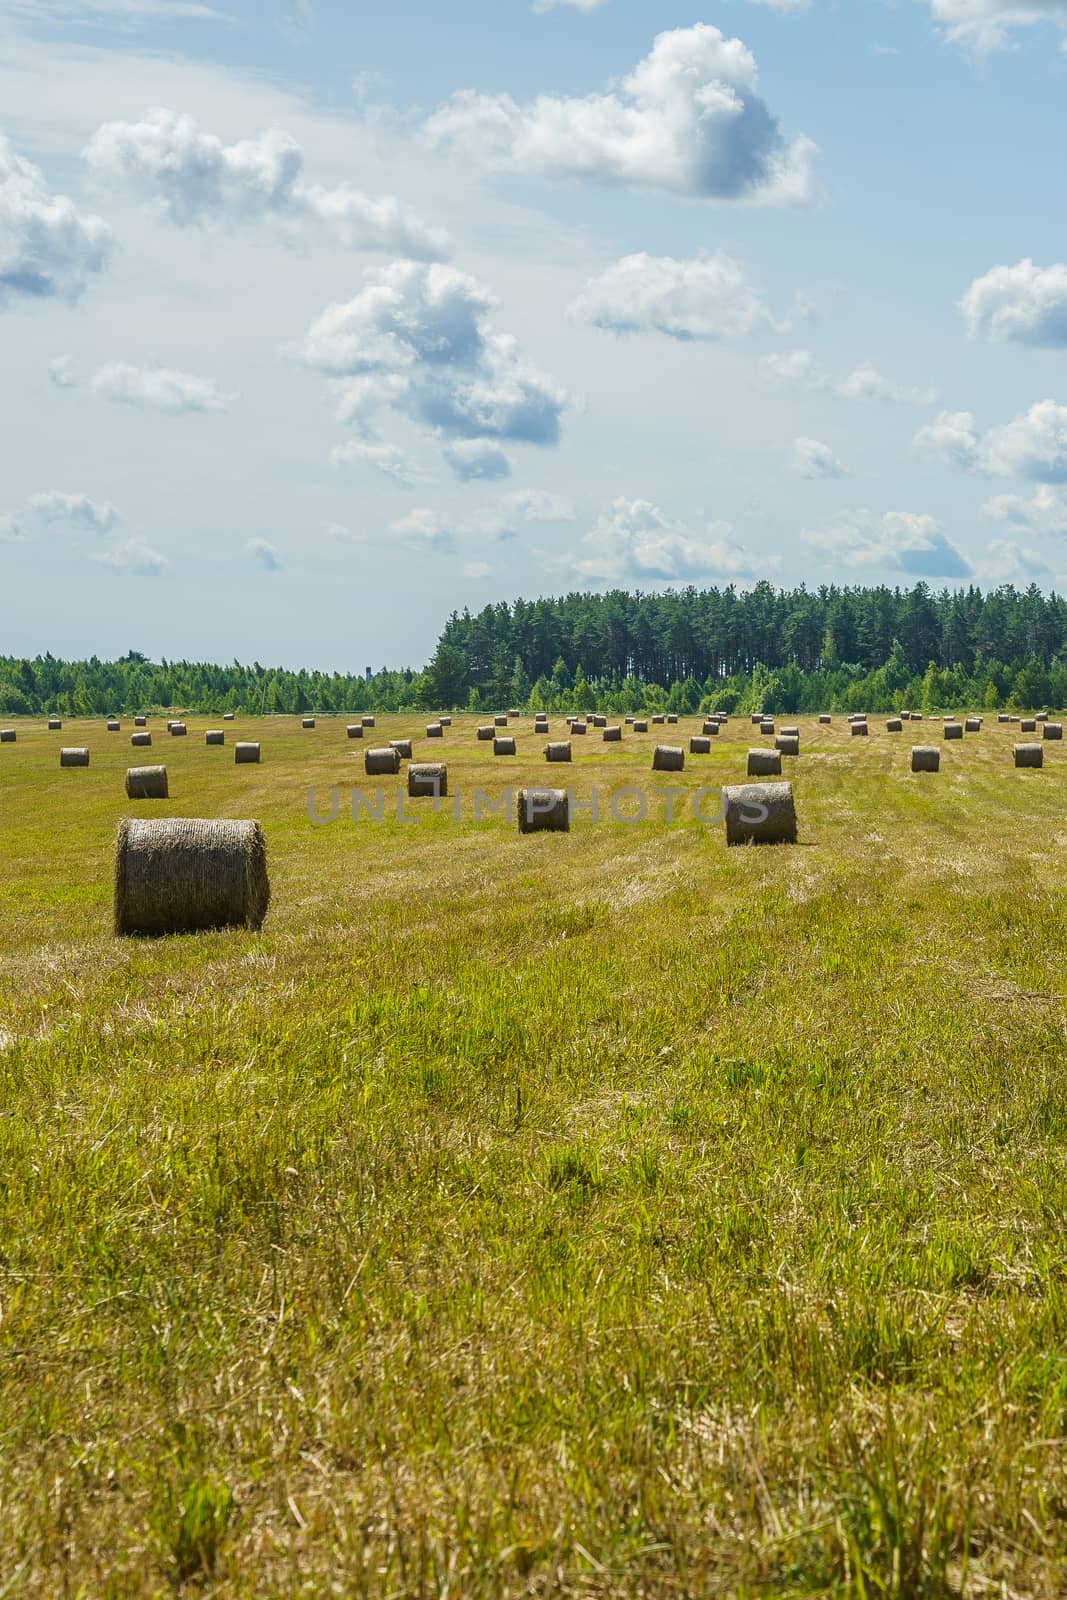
982,484,1067,536
330,439,422,485
568,251,780,341
788,437,847,478
444,439,512,481
761,349,937,405
559,496,759,583
801,510,971,577
424,24,817,207
0,134,112,305
927,1,1067,54
246,536,282,570
915,401,1067,482
388,508,454,551
301,260,568,451
93,536,168,576
976,537,1053,585
90,360,236,414
28,490,117,531
961,259,1067,348
84,109,449,259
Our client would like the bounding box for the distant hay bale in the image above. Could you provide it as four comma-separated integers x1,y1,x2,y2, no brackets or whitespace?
508,708,521,719
114,817,268,936
722,781,797,846
545,741,572,762
477,725,495,740
911,713,924,722
780,725,799,737
593,715,607,728
134,716,147,727
365,746,400,775
302,717,315,729
494,715,508,727
701,719,718,735
131,732,152,748
571,721,587,735
223,713,235,721
1036,712,1048,723
60,747,89,767
170,722,187,737
624,716,634,725
603,725,622,742
1009,716,1020,724
998,713,1010,723
750,714,763,725
1015,743,1043,768
775,734,800,756
107,720,120,731
818,714,831,724
667,714,678,724
652,744,684,771
408,762,447,797
651,714,665,725
911,746,940,772
759,720,775,735
363,716,376,728
347,723,364,739
900,712,911,722
493,736,517,755
748,748,781,777
944,722,963,740
125,764,168,799
389,739,413,759
851,722,869,737
205,730,225,745
633,719,648,732
965,718,981,732
426,722,444,737
518,787,570,833
886,718,903,732
47,718,62,731
235,742,261,764
1043,722,1063,740
1021,718,1037,733
0,729,15,743
690,736,711,754
440,716,452,727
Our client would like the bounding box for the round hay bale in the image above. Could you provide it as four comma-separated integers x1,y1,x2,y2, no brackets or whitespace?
493,736,516,755
518,787,570,833
818,714,832,725
440,716,452,727
997,713,1010,723
114,817,268,936
911,746,940,772
131,731,152,748
365,746,400,775
652,744,684,771
690,736,711,754
170,722,187,737
571,721,587,735
722,781,797,846
965,717,982,733
701,719,719,735
107,720,120,731
1021,718,1037,733
125,764,168,799
775,734,800,756
363,716,376,728
60,747,89,767
494,715,508,727
389,739,413,759
47,718,62,731
851,722,869,737
624,716,634,725
899,711,911,722
886,718,903,732
545,742,572,762
1015,743,1043,768
943,722,963,740
1036,712,1049,722
223,713,235,721
508,708,521,719
426,722,444,738
780,726,799,738
347,723,364,738
747,748,781,777
651,715,665,725
750,714,763,725
603,725,622,742
0,728,15,743
667,714,678,724
134,716,148,728
534,719,549,732
205,730,225,746
1043,722,1063,740
302,717,315,729
408,762,447,797
759,720,775,735
476,725,495,740
593,715,607,728
235,742,261,764
910,713,924,722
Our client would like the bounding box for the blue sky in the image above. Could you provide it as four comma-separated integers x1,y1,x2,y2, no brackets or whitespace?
2,0,1067,669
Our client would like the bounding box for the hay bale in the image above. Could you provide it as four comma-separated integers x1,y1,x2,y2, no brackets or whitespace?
780,726,799,738
1021,718,1037,733
759,720,775,735
911,713,924,722
750,714,763,725
389,739,413,759
545,742,572,762
131,732,152,748
667,714,678,724
508,708,521,719
440,716,452,727
363,716,376,728
426,722,444,738
107,720,120,731
701,720,718,735
408,762,447,797
302,717,315,729
494,715,508,727
997,713,1010,723
886,718,903,732
518,787,570,833
1010,716,1020,724
943,722,963,740
690,736,711,754
60,747,89,767
365,746,400,775
1015,743,1043,768
721,781,797,846
851,722,869,737
747,748,781,777
205,730,225,745
1036,712,1048,723
170,722,187,737
0,729,15,743
571,721,587,735
911,746,940,772
134,716,148,728
114,817,268,936
652,744,684,771
235,742,261,764
624,716,634,725
477,725,495,740
603,725,622,742
775,734,800,756
651,714,665,725
965,718,981,732
347,723,364,739
1043,722,1063,740
630,719,647,733
223,713,235,721
900,712,911,722
125,764,168,799
593,715,607,728
818,714,831,724
493,736,516,755
47,718,62,730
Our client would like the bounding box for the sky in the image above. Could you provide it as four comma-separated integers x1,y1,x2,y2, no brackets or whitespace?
2,0,1067,671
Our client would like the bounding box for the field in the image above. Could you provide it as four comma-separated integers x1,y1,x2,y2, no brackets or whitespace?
1,711,1067,1597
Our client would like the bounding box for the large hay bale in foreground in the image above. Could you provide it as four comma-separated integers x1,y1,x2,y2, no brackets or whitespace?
60,747,89,767
690,736,711,754
125,765,168,799
114,817,269,936
408,762,447,797
747,748,781,777
1043,722,1063,740
205,730,225,746
775,734,800,756
493,736,516,755
0,729,15,743
347,723,364,739
911,746,940,772
545,742,572,762
476,725,494,741
652,744,684,771
1015,743,1043,768
365,746,400,775
721,782,797,846
235,742,261,765
944,722,963,740
131,731,152,748
518,788,570,833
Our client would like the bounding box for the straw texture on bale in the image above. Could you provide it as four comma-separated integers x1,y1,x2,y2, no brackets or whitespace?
494,736,516,755
775,734,800,756
652,744,684,772
347,724,363,738
780,726,799,738
759,720,775,735
518,788,570,834
633,719,648,733
365,747,400,775
60,748,89,767
205,730,225,745
545,742,572,762
389,739,413,759
886,719,903,732
1021,719,1037,733
302,718,315,729
965,718,981,733
114,817,268,936
690,736,711,754
235,742,261,764
426,723,443,738
170,723,187,737
1015,743,1043,768
593,716,607,728
408,763,447,797
722,782,797,847
911,746,940,772
48,719,62,730
125,765,168,799
0,729,15,743
477,724,495,740
851,722,869,737
1043,722,1063,740
131,732,152,748
944,723,963,740
107,720,120,731
603,725,622,742
748,748,781,777
571,721,587,734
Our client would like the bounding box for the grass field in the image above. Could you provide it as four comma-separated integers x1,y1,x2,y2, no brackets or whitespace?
2,711,1067,1597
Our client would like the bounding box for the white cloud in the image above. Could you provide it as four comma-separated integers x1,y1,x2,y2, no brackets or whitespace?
49,354,77,388
330,439,422,485
761,349,937,405
444,439,512,481
912,409,985,471
93,536,168,576
84,109,449,260
961,259,1067,348
425,24,817,207
835,361,938,405
0,134,112,305
976,537,1053,585
90,360,236,414
388,508,454,551
533,0,606,9
5,1,224,19
801,509,971,577
915,401,1067,482
788,437,847,478
246,536,282,570
568,251,778,341
561,496,759,582
927,1,1067,54
982,484,1067,536
28,490,117,532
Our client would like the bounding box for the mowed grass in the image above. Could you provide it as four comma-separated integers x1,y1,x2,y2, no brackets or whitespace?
1,712,1067,1597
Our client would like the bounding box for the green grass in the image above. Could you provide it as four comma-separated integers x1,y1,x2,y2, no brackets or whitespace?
1,711,1066,1596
